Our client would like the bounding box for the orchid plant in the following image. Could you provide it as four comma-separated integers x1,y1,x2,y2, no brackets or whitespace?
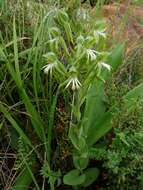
42,8,111,188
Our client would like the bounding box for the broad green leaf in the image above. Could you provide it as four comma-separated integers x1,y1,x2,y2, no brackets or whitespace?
69,127,88,152
123,83,143,109
87,111,113,146
95,43,125,80
63,169,85,186
87,82,143,146
82,167,99,187
124,83,143,100
84,43,125,144
78,136,88,153
83,81,106,136
73,155,89,170
104,43,125,78
83,44,124,138
69,126,79,150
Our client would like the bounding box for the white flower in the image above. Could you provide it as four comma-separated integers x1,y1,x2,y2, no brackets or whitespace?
100,62,111,71
42,62,57,75
48,38,57,43
27,1,30,8
94,29,106,39
76,8,89,21
86,49,99,61
65,77,82,91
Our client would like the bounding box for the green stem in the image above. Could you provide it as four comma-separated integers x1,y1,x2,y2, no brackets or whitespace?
47,89,59,163
69,92,75,129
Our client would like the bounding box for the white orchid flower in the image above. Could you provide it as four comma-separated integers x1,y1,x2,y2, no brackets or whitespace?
48,38,58,43
65,77,82,91
94,29,106,39
99,62,111,71
86,49,99,61
76,8,89,21
42,62,57,75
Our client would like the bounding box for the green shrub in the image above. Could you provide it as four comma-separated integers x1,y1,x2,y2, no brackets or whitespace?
102,101,143,189
101,46,143,189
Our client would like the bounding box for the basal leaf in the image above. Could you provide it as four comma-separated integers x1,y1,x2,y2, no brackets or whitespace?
87,111,113,146
73,155,89,170
87,82,143,146
104,43,125,78
82,167,99,187
63,169,85,186
69,126,79,150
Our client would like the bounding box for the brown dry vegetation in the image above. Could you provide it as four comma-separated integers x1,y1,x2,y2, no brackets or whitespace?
92,2,143,53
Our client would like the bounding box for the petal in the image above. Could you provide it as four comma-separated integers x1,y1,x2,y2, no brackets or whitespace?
72,80,76,91
65,79,72,89
100,62,111,71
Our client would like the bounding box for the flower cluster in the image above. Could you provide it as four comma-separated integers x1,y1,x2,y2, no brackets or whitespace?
42,10,111,91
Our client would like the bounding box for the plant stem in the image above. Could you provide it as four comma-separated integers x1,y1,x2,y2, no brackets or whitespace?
47,88,59,163
70,91,75,128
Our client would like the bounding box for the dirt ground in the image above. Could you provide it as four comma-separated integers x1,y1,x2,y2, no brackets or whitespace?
92,2,143,53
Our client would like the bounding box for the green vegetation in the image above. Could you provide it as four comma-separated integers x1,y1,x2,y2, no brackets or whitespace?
0,0,143,189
